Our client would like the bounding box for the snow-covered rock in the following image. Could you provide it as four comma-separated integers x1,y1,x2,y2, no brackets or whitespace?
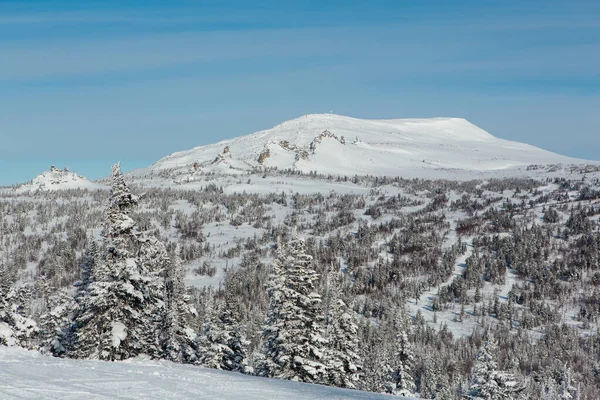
145,113,593,178
16,166,106,192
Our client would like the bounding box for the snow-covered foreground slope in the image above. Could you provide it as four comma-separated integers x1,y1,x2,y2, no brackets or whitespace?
15,166,107,192
147,114,591,179
0,347,403,400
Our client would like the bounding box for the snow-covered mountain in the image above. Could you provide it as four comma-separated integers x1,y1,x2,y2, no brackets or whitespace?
16,166,106,192
147,114,590,178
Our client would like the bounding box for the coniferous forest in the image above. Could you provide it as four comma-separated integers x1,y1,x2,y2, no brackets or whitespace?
2,164,600,399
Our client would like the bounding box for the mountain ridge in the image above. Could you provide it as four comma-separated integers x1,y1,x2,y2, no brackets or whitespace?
143,113,591,180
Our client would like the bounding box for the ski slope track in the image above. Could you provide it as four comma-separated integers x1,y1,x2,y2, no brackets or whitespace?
147,114,591,179
0,347,406,400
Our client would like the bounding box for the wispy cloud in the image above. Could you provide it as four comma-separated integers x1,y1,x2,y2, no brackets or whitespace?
0,9,262,26
0,27,353,82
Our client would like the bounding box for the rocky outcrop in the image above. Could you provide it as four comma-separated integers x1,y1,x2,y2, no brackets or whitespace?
309,130,346,153
17,167,104,192
257,148,271,165
212,145,233,164
295,150,309,162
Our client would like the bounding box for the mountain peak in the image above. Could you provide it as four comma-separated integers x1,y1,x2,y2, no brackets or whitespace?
147,114,585,178
16,166,106,192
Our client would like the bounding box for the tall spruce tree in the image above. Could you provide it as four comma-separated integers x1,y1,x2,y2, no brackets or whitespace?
64,163,167,360
198,295,233,369
386,313,416,397
325,270,361,388
58,240,98,356
221,271,250,372
558,363,578,400
198,274,249,372
39,288,74,355
467,336,524,399
0,283,38,348
161,247,198,363
261,236,329,383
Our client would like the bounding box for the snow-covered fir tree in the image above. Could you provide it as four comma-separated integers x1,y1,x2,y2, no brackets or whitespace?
198,294,232,369
467,336,525,399
63,163,167,360
535,366,579,400
0,284,38,348
77,240,98,297
260,236,329,383
135,233,170,358
385,312,416,397
325,270,361,389
220,271,250,373
38,289,75,355
548,363,578,400
160,247,198,363
558,364,578,400
46,242,98,356
540,374,560,400
198,277,249,372
359,322,392,393
259,241,287,377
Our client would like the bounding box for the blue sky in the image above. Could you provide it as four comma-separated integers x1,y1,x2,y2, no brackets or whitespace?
1,0,599,185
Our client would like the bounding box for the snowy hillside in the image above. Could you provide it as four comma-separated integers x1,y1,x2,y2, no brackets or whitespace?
3,160,600,397
147,114,589,178
0,347,403,400
15,166,106,192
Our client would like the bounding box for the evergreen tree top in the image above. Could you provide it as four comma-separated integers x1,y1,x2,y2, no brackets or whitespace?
104,163,139,238
109,163,139,213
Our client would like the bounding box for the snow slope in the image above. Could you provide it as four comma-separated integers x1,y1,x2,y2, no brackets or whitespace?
146,114,590,178
0,347,404,400
15,166,107,192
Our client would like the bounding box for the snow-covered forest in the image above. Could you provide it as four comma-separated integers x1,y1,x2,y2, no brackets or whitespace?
2,162,600,399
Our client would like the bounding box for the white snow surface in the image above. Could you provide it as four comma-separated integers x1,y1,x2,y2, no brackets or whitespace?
15,167,107,192
146,114,591,178
0,347,405,400
111,322,128,348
